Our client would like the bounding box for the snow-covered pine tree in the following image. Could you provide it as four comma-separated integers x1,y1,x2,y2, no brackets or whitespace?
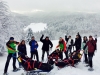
0,0,24,54
26,28,34,43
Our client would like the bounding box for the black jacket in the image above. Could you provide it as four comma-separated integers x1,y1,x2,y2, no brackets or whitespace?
40,35,53,51
65,36,69,42
75,38,81,48
18,44,27,55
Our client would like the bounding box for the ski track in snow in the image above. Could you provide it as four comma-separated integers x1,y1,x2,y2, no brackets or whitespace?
0,38,100,75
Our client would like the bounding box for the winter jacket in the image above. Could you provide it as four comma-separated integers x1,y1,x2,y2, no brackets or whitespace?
65,36,69,42
75,38,81,50
29,40,38,52
18,44,27,55
94,38,97,50
56,39,66,52
67,38,71,47
6,41,19,54
81,42,88,54
40,35,53,51
84,39,96,53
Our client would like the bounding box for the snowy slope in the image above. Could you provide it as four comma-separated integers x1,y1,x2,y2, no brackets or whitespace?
0,38,100,75
24,23,47,32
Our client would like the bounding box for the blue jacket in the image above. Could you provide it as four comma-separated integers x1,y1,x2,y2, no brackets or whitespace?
29,40,38,52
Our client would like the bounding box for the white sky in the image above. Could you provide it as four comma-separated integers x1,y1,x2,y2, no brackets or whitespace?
3,0,100,13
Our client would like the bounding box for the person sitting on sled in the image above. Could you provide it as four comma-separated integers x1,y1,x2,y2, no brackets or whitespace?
48,49,61,65
55,50,83,68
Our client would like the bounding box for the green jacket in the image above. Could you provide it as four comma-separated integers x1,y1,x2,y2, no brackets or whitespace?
59,43,64,51
6,41,19,54
81,42,88,54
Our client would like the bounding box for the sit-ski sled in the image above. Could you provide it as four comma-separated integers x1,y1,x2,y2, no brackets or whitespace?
21,69,50,75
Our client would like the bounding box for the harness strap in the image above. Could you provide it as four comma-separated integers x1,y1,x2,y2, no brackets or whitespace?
24,59,32,71
38,62,42,69
33,61,36,69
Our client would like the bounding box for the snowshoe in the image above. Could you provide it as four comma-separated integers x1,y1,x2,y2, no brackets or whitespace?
19,66,22,68
13,68,20,72
3,73,9,75
85,64,89,67
88,67,94,71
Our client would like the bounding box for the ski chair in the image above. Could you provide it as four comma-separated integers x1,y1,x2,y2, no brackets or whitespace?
47,49,61,65
17,52,53,75
55,50,83,68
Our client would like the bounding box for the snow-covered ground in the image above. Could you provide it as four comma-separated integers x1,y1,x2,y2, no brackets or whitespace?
0,23,100,75
0,38,100,75
24,23,47,32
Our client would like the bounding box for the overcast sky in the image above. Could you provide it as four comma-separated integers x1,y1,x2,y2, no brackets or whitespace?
3,0,100,14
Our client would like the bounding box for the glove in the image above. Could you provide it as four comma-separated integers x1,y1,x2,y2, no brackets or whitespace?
50,46,52,48
42,34,44,36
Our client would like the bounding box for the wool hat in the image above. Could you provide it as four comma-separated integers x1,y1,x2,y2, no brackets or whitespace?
9,37,14,40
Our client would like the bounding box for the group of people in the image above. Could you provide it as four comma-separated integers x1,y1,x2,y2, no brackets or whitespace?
3,32,97,75
3,35,53,75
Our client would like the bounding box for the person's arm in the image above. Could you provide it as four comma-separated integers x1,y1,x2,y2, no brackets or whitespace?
83,42,88,50
56,45,60,48
24,45,27,55
65,35,68,42
49,40,53,48
63,41,67,52
29,41,32,46
95,38,97,43
6,42,14,50
14,41,20,45
35,41,38,49
6,41,16,51
40,35,44,42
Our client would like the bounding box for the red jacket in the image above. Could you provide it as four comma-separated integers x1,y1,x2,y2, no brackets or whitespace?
56,39,67,52
86,39,96,53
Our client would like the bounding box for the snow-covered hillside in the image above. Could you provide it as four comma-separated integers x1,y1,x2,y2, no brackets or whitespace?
0,38,100,75
24,23,47,32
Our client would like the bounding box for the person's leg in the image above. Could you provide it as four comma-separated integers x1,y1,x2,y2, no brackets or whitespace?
4,54,12,73
88,53,94,68
46,51,49,58
59,52,63,60
35,51,39,62
70,46,72,53
64,50,68,59
30,52,33,59
42,50,45,61
75,46,78,51
12,53,17,70
85,54,88,63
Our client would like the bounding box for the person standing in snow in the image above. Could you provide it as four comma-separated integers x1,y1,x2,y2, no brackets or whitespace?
75,33,82,51
40,34,53,61
84,36,96,71
18,40,27,68
65,35,69,43
71,39,74,51
29,36,39,61
67,36,72,53
81,36,88,64
94,35,97,51
56,37,67,59
4,37,19,75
